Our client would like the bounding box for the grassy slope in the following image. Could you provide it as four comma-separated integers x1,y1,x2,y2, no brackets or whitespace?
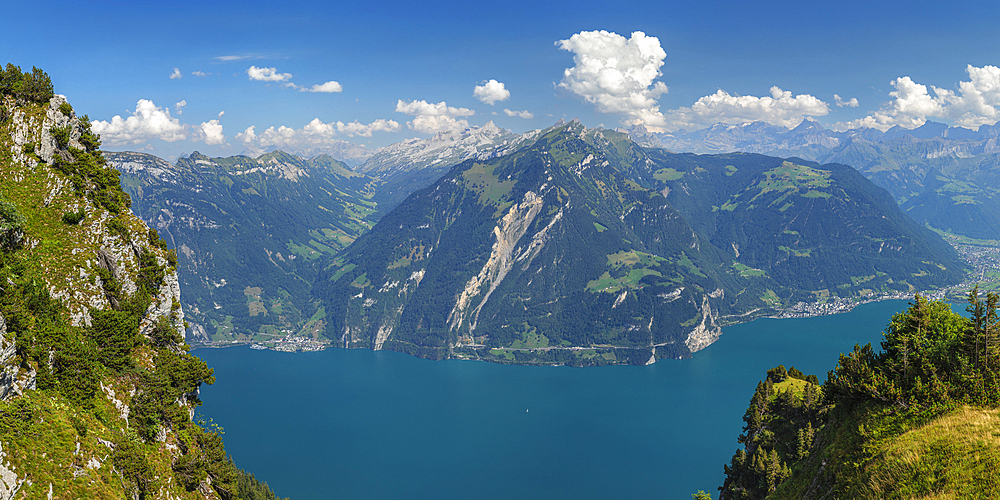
1,86,284,499
774,404,1000,499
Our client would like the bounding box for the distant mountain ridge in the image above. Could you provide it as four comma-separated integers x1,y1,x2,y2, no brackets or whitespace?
110,121,968,359
630,120,1000,239
109,150,381,345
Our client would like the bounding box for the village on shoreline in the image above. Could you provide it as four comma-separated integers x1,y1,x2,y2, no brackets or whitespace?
194,241,1000,354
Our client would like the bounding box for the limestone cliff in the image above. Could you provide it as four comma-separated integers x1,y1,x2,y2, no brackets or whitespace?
0,68,281,500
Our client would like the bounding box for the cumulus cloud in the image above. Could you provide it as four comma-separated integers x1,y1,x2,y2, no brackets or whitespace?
556,30,669,128
169,68,182,80
236,117,400,150
195,119,226,145
192,71,208,77
301,81,343,93
503,109,534,119
335,119,400,137
662,86,830,131
837,65,1000,131
408,115,470,134
175,100,187,115
474,80,510,105
91,99,187,145
834,94,859,108
395,99,475,117
395,99,475,134
247,65,293,82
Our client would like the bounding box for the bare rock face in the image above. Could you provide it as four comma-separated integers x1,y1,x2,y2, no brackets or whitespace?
2,96,186,342
0,437,23,500
38,95,84,164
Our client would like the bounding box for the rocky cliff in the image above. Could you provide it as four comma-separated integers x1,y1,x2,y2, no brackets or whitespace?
0,66,282,500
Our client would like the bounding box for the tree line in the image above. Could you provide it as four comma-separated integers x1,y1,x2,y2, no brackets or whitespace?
1,63,54,104
718,288,1000,499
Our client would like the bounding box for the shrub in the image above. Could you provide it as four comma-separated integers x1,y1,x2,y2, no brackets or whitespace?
61,208,85,225
107,217,130,241
50,125,71,149
0,198,25,251
58,102,72,116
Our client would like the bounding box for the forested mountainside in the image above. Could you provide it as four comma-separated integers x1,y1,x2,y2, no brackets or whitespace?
0,64,283,500
109,150,380,346
632,119,1000,240
719,292,1000,499
314,121,965,366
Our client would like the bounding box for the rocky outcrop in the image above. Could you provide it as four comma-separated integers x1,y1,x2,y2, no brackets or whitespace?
4,97,186,341
448,190,548,332
0,438,23,500
0,313,36,403
684,295,723,353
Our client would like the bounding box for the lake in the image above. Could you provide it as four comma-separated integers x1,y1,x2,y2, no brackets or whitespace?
196,299,911,499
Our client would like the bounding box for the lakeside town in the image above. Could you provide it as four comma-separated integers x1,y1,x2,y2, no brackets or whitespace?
222,241,1000,353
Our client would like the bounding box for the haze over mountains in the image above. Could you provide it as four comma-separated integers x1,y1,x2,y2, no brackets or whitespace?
109,119,967,364
631,119,1000,240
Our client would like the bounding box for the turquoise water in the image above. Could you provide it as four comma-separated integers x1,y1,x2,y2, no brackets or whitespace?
196,299,910,499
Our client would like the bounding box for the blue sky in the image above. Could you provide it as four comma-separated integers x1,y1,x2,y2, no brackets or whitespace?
5,0,1000,161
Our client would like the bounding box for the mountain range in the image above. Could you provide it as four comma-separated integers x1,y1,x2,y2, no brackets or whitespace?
109,150,380,345
313,121,965,365
630,120,1000,240
109,119,969,364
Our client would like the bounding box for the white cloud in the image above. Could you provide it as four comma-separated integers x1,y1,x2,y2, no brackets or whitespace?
503,109,534,119
395,99,475,134
91,99,187,145
169,68,182,80
195,119,226,145
556,30,669,129
236,117,399,150
474,79,510,105
247,65,293,82
301,81,343,93
192,71,208,77
408,115,470,134
335,119,400,137
838,65,1000,131
663,86,830,131
834,94,859,108
215,54,259,61
175,100,187,115
395,99,475,117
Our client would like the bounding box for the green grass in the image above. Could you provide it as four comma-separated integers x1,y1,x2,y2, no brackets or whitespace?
489,348,515,360
653,167,685,181
388,257,411,269
755,161,832,193
761,289,781,306
510,327,550,349
927,226,1000,247
775,405,1000,499
607,250,666,268
802,190,832,198
862,406,1000,498
677,252,706,277
462,162,517,205
779,245,812,257
733,262,766,277
587,269,661,293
